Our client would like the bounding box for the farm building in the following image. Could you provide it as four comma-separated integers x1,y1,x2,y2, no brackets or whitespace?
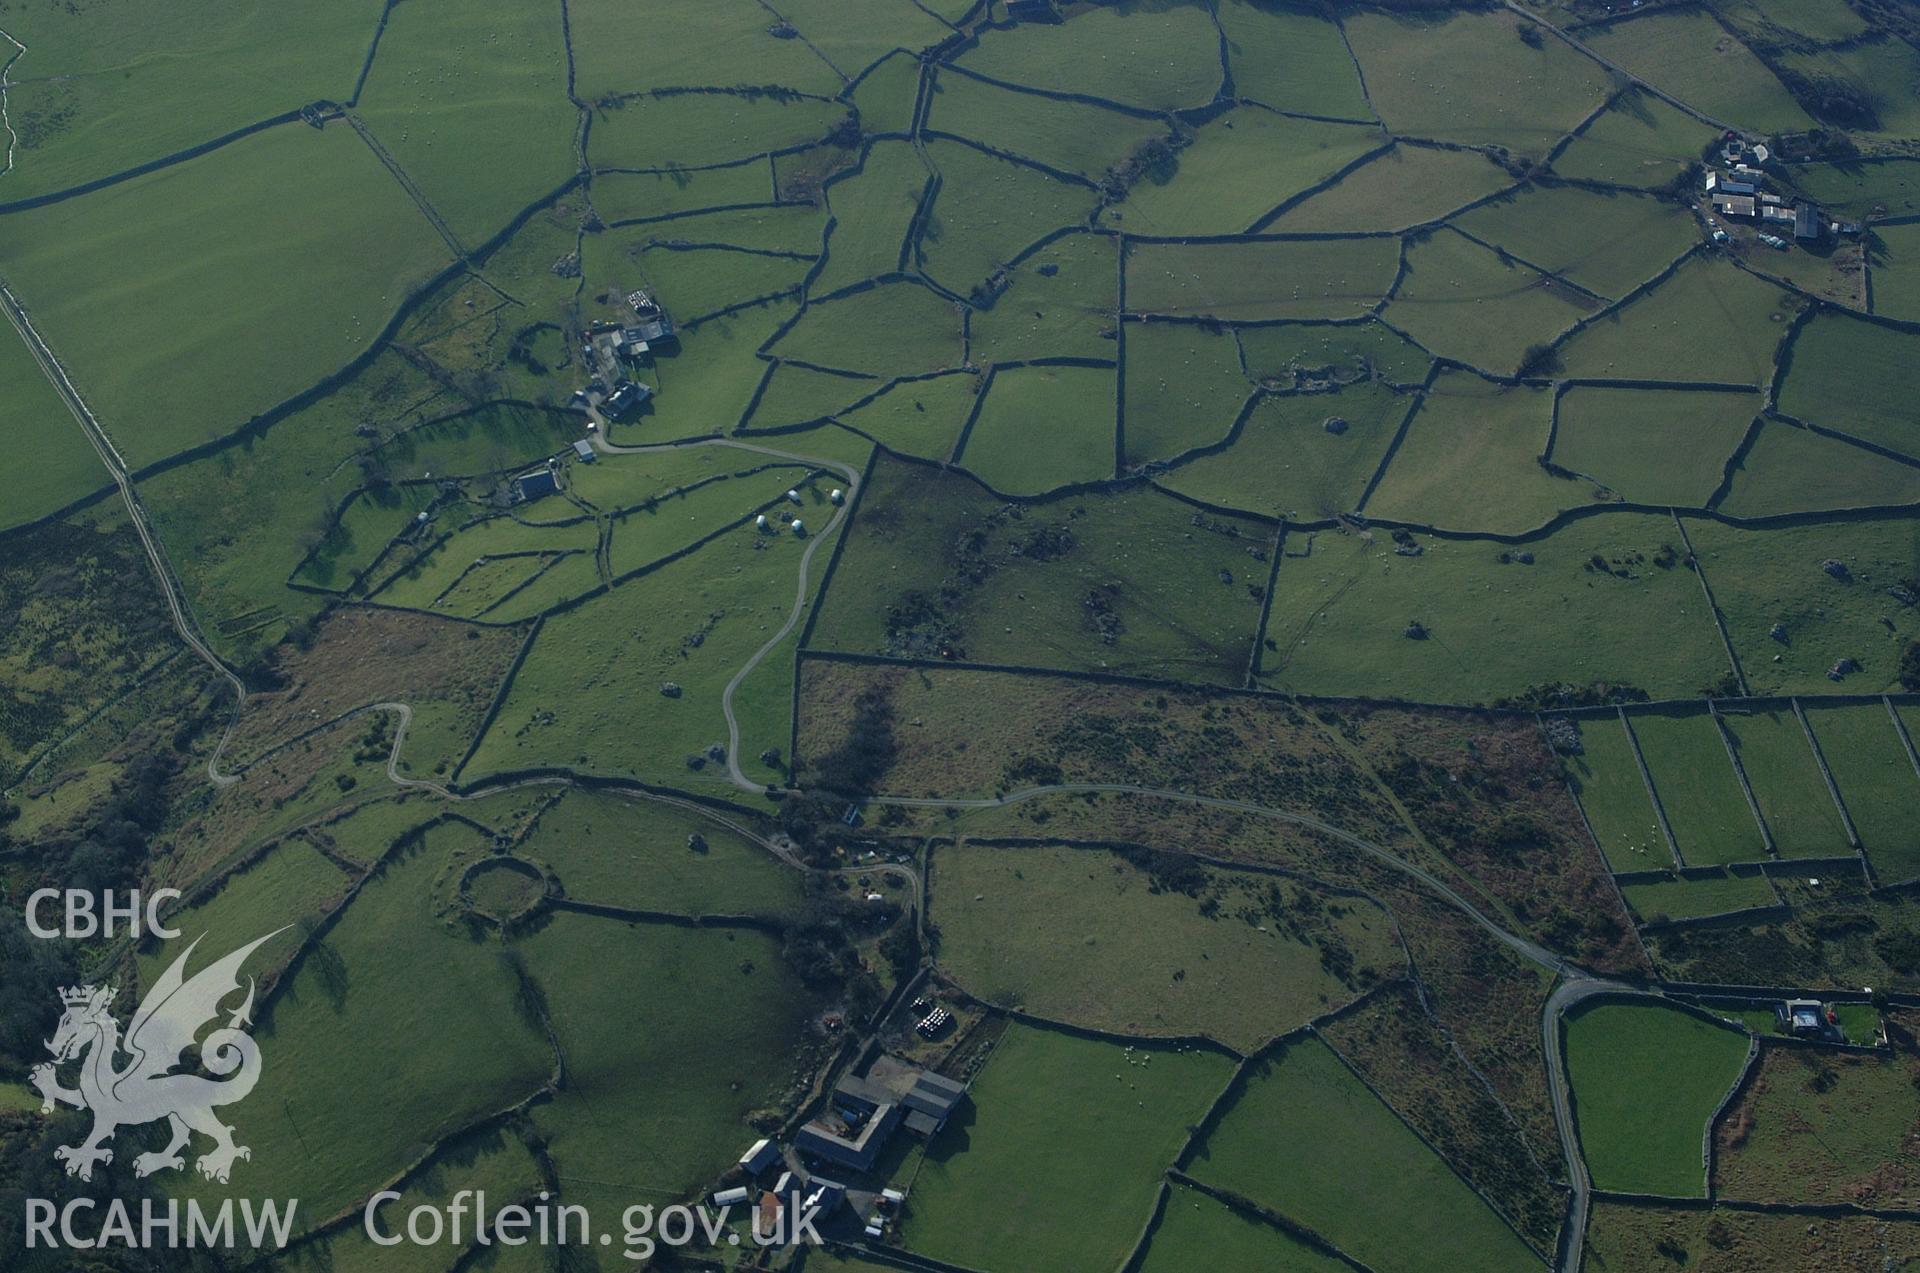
738,1137,781,1176
1711,193,1756,218
796,1076,902,1172
901,1070,969,1138
512,467,559,503
572,439,595,462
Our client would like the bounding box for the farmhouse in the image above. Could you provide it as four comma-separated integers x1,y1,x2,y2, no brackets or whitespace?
1782,998,1833,1038
603,381,651,419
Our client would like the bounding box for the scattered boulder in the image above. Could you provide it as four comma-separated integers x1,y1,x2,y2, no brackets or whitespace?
660,681,683,698
705,743,727,763
1395,543,1423,557
1218,569,1233,585
1542,717,1583,755
1323,416,1349,435
686,833,708,854
1404,620,1429,640
1516,550,1534,565
1828,657,1860,682
1769,624,1788,644
1822,558,1851,581
1890,585,1918,607
685,753,707,771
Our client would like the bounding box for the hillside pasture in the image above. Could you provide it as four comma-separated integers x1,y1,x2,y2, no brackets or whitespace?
1618,870,1774,924
0,0,384,202
353,0,579,246
830,372,981,458
1158,381,1410,520
1117,110,1383,237
1564,714,1670,872
1564,999,1750,1197
0,125,452,468
1126,237,1400,322
1140,1183,1353,1273
565,0,843,101
1551,387,1756,507
1383,229,1591,376
1549,91,1720,191
1188,1035,1544,1273
1777,312,1920,461
1451,184,1700,301
1581,9,1812,134
1715,1043,1920,1206
918,139,1097,297
1269,143,1517,233
1683,515,1920,697
0,324,105,532
929,841,1402,1051
1216,0,1372,120
1120,322,1248,467
900,1023,1233,1273
1804,702,1920,884
588,92,850,173
1556,255,1796,387
1718,706,1851,859
1235,320,1430,388
809,454,1271,683
953,0,1223,112
769,280,963,377
924,70,1171,182
1258,516,1732,703
1344,7,1612,155
959,363,1116,494
967,231,1118,363
1629,707,1767,867
1717,421,1920,518
1362,374,1575,535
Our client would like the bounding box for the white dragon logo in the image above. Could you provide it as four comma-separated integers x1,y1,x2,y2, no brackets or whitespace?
30,929,285,1184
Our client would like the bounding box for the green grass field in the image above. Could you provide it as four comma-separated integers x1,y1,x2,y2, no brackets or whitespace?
968,231,1118,363
1565,714,1670,872
901,1022,1233,1273
1718,421,1920,518
1684,515,1920,697
1552,387,1756,507
829,372,980,458
1269,143,1518,233
566,0,844,101
930,841,1401,1051
955,0,1223,111
770,0,953,81
0,323,105,532
1159,381,1409,521
1345,8,1611,155
1779,37,1920,139
1777,312,1920,460
516,789,801,917
1869,222,1920,323
810,140,929,293
1118,110,1382,237
960,363,1115,493
1719,707,1850,858
1565,999,1749,1197
1259,515,1731,703
1126,237,1401,322
0,0,385,201
136,839,354,992
924,70,1170,183
519,910,820,1201
1140,1183,1353,1273
1451,185,1701,302
1190,1034,1543,1272
1550,90,1720,190
216,821,554,1223
1804,702,1920,883
1582,9,1813,134
354,0,578,246
1630,707,1768,867
919,139,1097,296
1236,321,1431,388
1618,870,1774,923
1217,0,1372,121
810,454,1270,683
770,280,963,377
1384,230,1591,376
1795,159,1920,221
463,506,838,793
0,125,451,468
1120,322,1247,467
1363,373,1574,534
1556,256,1797,387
